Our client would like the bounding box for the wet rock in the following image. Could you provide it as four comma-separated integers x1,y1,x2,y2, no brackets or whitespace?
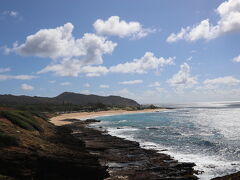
85,119,101,123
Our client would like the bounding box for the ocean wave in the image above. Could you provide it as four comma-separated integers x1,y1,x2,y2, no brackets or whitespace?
118,119,127,123
93,107,240,180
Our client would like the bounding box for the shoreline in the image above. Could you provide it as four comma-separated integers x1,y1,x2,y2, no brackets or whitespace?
65,119,198,180
50,110,240,180
50,109,165,126
64,119,240,180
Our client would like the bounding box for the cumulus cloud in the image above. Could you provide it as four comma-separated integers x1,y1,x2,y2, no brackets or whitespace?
0,67,10,73
0,74,36,81
6,23,117,77
168,63,197,88
38,58,109,77
192,76,240,101
93,16,156,39
233,54,240,62
203,76,240,86
81,66,109,77
167,0,240,42
39,52,174,76
110,52,174,74
60,82,71,86
21,83,34,91
99,84,109,88
8,23,117,61
119,80,143,85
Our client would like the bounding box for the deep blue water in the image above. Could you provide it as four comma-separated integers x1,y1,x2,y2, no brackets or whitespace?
91,102,240,179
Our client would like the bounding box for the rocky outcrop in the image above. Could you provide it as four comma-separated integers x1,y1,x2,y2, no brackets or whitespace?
0,115,108,180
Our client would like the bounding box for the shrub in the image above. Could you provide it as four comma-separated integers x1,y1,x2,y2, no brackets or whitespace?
30,111,48,121
18,111,44,132
0,110,43,132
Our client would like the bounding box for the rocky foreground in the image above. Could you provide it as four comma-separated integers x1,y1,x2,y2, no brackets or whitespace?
65,119,198,180
0,111,107,180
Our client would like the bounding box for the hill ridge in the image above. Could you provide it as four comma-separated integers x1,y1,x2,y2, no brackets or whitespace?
0,92,139,107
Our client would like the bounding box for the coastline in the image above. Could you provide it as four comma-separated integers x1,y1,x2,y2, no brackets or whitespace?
65,119,198,180
50,109,164,126
49,110,240,180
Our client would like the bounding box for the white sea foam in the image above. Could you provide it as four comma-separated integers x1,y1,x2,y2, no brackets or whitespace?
106,127,240,180
166,151,240,180
106,126,140,141
118,120,127,123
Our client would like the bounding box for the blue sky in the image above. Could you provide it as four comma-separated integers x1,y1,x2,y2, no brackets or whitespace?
0,0,240,104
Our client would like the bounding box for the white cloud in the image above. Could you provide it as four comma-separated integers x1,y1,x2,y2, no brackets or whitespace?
93,16,156,39
167,27,191,42
80,90,90,95
0,74,36,81
84,83,90,88
233,54,240,62
167,0,240,42
3,11,19,17
81,66,109,77
203,76,240,86
60,82,71,86
192,83,240,102
39,51,173,77
38,59,109,77
149,81,161,87
99,84,109,88
21,83,34,91
168,63,197,88
110,52,174,74
0,67,10,73
6,23,117,77
9,23,117,61
119,79,143,85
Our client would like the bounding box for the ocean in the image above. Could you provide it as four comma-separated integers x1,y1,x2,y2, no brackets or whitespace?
92,101,240,180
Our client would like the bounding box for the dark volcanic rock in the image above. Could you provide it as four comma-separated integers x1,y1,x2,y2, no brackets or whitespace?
0,117,108,180
0,151,108,180
66,121,198,180
85,119,101,123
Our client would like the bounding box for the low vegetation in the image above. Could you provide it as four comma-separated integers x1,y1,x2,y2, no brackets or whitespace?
0,110,43,132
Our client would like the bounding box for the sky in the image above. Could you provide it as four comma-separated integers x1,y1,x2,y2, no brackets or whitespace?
0,0,240,104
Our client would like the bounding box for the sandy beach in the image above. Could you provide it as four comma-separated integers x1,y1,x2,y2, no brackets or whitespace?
50,109,165,126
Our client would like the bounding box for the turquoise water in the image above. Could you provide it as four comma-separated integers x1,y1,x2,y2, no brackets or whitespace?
93,102,240,180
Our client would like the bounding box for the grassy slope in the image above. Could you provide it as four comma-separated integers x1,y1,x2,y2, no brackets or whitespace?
0,108,107,180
